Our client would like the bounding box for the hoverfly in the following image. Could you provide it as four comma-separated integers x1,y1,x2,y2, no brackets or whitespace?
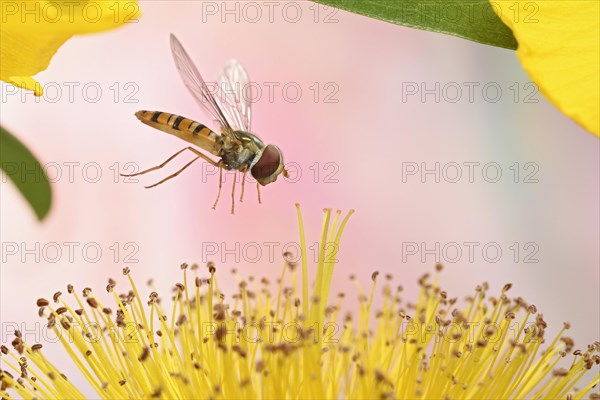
122,34,287,214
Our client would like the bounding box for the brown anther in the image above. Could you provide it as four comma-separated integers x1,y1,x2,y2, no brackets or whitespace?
86,298,98,308
255,360,265,373
122,267,130,275
55,307,67,315
502,283,513,293
215,325,227,342
60,318,70,330
36,298,49,307
138,347,150,362
561,337,575,351
176,315,187,326
485,324,498,336
552,368,568,377
371,271,379,281
53,291,62,303
528,305,537,314
207,262,216,273
357,365,366,376
232,345,247,358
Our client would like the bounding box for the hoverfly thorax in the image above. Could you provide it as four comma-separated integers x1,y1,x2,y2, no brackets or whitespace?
251,144,286,186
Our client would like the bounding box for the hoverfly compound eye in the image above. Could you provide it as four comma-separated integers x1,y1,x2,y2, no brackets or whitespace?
251,145,284,186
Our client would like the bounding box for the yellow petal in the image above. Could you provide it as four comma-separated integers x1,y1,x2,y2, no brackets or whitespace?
7,76,43,96
0,0,141,97
492,1,600,136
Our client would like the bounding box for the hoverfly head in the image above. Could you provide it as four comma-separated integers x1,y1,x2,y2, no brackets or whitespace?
251,144,286,186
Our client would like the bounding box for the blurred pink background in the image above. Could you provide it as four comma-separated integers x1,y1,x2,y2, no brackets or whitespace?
1,1,598,393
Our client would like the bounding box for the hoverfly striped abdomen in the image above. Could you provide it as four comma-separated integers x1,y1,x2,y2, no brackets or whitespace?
135,110,223,156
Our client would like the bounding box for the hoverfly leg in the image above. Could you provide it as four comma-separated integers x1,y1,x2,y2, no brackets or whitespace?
230,172,237,215
121,147,191,177
186,147,220,167
239,171,247,203
256,182,262,205
212,162,223,210
145,156,200,189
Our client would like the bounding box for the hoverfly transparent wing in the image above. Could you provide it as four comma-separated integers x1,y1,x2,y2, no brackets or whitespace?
217,60,252,132
169,34,238,139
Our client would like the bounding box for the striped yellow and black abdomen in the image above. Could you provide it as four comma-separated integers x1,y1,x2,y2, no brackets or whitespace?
135,110,222,156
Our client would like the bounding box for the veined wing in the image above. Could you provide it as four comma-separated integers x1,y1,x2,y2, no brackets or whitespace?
217,60,252,132
169,34,238,140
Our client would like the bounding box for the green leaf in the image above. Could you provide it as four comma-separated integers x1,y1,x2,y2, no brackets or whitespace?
0,125,52,221
312,0,518,50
